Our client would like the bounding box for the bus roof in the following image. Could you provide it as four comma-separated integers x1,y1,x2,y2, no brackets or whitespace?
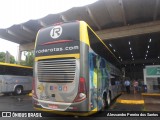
0,62,32,69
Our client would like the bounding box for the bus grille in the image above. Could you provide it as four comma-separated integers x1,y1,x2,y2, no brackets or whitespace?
37,59,76,82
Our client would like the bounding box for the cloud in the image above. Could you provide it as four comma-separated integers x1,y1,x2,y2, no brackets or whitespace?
0,0,97,28
0,38,19,59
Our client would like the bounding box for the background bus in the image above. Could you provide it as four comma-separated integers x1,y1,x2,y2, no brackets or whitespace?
33,21,122,116
0,62,33,95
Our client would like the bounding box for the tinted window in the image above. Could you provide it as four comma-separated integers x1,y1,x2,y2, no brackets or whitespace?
0,65,33,76
87,27,119,66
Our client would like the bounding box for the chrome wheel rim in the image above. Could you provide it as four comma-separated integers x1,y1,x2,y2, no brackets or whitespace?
17,88,22,94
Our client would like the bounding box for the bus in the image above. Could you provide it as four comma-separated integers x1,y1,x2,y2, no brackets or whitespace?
0,62,33,95
33,21,122,116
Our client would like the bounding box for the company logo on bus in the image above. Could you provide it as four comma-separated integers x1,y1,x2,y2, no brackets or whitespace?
50,85,68,91
50,26,62,39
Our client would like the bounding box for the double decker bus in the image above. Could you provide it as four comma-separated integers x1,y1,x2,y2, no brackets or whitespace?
0,62,33,95
33,21,122,116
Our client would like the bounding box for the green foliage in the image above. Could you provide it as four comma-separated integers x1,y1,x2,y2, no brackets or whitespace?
0,52,15,63
0,52,5,62
20,60,26,66
10,55,15,63
20,51,34,67
25,51,34,67
0,51,33,66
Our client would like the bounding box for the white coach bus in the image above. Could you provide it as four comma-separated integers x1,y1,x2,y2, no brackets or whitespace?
0,62,33,95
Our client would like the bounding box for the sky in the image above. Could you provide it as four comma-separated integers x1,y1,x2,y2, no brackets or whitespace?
0,39,19,60
0,0,98,60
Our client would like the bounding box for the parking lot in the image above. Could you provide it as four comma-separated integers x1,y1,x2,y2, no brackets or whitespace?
0,93,113,118
0,94,34,111
0,93,159,118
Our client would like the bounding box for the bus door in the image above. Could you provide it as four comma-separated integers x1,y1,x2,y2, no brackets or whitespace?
110,76,117,98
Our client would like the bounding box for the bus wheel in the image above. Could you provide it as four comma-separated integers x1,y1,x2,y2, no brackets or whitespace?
102,97,107,111
14,86,23,95
106,93,111,108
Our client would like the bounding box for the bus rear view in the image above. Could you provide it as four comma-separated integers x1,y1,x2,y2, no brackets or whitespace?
33,21,90,115
33,21,121,116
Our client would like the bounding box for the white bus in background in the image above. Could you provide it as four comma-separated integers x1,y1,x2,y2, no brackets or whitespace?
0,62,33,95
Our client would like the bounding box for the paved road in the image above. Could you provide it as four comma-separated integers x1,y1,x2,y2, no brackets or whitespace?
0,94,159,120
0,94,34,111
0,94,111,117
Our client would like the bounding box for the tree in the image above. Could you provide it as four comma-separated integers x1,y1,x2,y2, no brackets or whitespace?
0,52,15,63
20,60,26,66
0,52,5,62
25,51,34,67
20,51,34,67
10,55,15,63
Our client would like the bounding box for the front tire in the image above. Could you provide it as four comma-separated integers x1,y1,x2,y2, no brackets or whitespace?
101,96,107,111
14,86,23,95
106,92,111,108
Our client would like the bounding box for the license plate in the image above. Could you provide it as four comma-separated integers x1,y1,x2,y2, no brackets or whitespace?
48,104,58,109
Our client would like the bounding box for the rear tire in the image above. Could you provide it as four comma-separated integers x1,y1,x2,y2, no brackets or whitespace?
14,86,23,95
